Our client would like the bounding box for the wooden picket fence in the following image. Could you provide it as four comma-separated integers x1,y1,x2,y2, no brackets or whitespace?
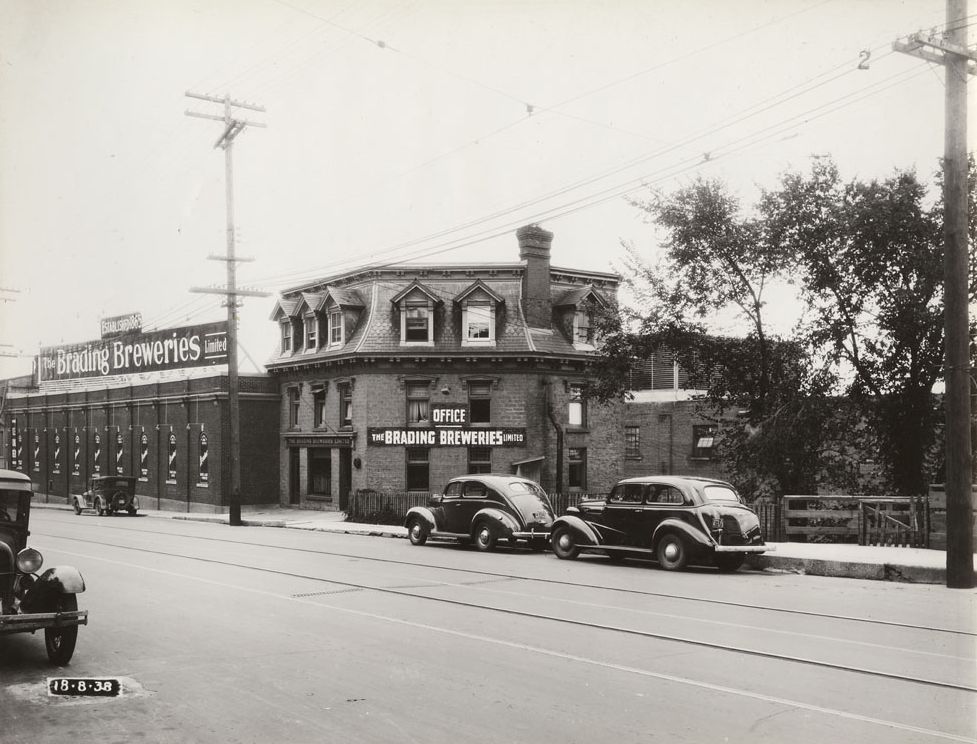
345,489,604,525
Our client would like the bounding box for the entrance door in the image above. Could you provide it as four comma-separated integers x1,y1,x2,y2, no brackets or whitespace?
288,448,300,505
339,449,352,511
308,448,331,500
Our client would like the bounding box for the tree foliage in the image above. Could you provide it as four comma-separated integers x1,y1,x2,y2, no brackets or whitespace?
594,157,975,498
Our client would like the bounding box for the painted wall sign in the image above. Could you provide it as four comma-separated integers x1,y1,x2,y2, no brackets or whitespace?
430,403,469,427
9,418,19,471
38,321,229,382
115,432,125,475
93,433,101,474
140,433,149,478
53,433,61,474
198,432,209,483
367,427,527,447
100,312,143,339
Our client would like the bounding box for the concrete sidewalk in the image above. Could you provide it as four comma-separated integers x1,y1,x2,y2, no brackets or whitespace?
31,501,976,585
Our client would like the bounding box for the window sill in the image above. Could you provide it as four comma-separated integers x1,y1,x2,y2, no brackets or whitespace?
625,455,642,461
566,426,590,434
689,456,715,462
307,494,333,502
400,341,435,347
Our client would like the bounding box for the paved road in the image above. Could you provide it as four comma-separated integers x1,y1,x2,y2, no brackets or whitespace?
2,510,975,744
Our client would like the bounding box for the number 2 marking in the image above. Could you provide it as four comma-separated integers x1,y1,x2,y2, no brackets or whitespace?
858,50,871,70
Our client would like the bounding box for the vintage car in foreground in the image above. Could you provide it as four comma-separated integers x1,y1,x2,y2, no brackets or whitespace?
0,469,88,664
405,474,555,551
550,476,771,572
73,475,139,516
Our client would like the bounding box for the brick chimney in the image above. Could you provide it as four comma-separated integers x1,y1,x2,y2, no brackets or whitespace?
517,224,553,328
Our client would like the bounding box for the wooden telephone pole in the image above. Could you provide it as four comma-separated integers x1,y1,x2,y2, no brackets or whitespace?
185,92,269,526
895,0,976,588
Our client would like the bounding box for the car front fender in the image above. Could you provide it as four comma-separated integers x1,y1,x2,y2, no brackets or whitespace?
551,515,601,547
471,508,519,537
19,566,86,613
404,506,437,531
652,519,713,551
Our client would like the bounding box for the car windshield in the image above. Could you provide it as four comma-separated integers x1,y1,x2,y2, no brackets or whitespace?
0,490,29,523
506,481,553,513
703,485,741,503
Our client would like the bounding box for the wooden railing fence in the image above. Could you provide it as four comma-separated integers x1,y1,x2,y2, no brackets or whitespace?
346,489,605,525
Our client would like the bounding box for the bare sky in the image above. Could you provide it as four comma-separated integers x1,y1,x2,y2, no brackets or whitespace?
0,0,967,379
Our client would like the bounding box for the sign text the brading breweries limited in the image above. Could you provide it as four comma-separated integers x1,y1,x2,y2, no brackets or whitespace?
368,403,526,447
38,321,229,382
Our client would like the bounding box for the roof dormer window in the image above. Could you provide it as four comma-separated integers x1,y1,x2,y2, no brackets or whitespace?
328,308,343,346
404,300,432,343
574,308,593,347
464,300,494,344
280,320,294,353
304,313,318,351
456,280,503,348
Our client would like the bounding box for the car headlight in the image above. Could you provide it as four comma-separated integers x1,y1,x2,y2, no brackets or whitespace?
16,547,43,574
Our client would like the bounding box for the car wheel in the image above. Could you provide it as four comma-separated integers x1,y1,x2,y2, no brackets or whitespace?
656,533,688,571
45,594,79,666
95,499,105,517
473,522,497,552
73,499,82,516
715,554,745,573
127,507,137,516
407,518,429,546
551,527,580,560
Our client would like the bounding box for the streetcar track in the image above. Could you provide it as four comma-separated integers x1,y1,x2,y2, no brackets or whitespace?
36,530,977,694
37,517,977,637
43,542,977,744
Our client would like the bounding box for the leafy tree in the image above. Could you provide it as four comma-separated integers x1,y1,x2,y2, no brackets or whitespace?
760,157,976,496
591,178,838,498
594,157,976,499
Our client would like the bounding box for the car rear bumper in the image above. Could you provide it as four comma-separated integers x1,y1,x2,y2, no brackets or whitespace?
713,544,773,553
0,609,88,635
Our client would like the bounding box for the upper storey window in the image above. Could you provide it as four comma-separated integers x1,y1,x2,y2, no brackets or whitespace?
465,301,494,343
304,312,318,351
328,308,343,346
404,301,432,343
455,280,503,348
280,320,294,353
574,308,593,346
392,281,440,346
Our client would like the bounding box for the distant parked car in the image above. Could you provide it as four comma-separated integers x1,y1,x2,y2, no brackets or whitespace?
73,476,139,516
0,469,88,664
550,476,770,572
404,474,555,551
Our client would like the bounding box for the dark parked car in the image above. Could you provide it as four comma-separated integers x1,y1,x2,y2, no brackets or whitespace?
0,469,88,664
73,476,139,516
550,476,771,572
404,474,555,551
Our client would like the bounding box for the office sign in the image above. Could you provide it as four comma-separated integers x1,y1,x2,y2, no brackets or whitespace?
38,321,229,381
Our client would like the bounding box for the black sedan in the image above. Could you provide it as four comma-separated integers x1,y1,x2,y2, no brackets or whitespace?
550,476,770,571
404,474,555,551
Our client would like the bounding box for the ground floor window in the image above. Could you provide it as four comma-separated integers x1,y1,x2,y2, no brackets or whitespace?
308,448,331,496
467,446,492,474
568,447,587,490
406,447,429,491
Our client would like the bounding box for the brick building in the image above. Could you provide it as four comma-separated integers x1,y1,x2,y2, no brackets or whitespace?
2,334,280,512
622,351,728,481
267,224,624,509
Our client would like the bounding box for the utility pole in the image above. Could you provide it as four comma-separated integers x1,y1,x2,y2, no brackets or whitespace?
185,92,269,526
895,0,976,588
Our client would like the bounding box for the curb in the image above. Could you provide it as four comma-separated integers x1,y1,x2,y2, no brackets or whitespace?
747,554,944,584
31,501,948,583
